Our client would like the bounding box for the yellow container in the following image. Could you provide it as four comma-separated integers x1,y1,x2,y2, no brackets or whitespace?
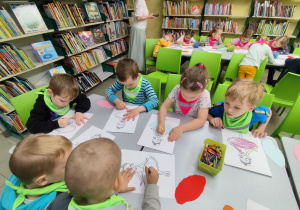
198,138,227,176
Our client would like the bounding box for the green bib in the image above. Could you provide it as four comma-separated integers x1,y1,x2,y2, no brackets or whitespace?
68,195,128,210
39,90,70,116
223,111,252,133
5,180,68,210
123,76,143,102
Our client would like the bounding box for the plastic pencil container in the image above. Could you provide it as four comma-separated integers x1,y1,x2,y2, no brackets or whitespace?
198,138,227,176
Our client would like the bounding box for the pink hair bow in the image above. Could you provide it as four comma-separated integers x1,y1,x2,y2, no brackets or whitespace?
197,82,203,88
181,77,186,83
199,64,204,68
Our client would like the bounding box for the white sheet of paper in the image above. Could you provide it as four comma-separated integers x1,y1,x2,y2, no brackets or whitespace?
208,50,222,54
103,106,139,133
247,199,270,210
234,49,248,54
273,59,285,66
137,114,180,154
71,125,115,149
48,112,94,139
222,128,272,177
181,48,193,56
202,46,213,51
121,149,175,198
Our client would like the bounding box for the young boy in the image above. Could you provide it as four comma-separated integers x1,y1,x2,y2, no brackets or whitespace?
153,33,174,62
0,134,72,210
26,73,91,134
46,138,160,210
106,58,159,121
208,79,272,138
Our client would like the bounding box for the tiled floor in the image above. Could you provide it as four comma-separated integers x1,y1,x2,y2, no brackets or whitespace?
0,66,299,197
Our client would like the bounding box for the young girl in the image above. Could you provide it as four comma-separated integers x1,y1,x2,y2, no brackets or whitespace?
157,64,211,141
200,26,224,49
227,29,254,49
175,29,196,46
152,33,174,62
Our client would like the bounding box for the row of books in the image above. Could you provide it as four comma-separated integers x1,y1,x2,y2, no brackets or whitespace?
250,20,289,36
76,71,101,92
162,30,185,41
0,77,36,98
0,7,23,39
126,0,135,9
202,19,238,33
104,39,127,57
103,21,129,41
204,3,232,16
163,17,200,29
0,92,14,113
253,0,296,18
0,111,26,133
98,1,128,21
163,1,190,15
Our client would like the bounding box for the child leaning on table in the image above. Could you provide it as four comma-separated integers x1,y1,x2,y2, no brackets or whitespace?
106,58,159,121
227,29,254,49
46,138,161,210
157,63,211,141
0,134,72,210
175,29,196,46
200,26,224,49
26,73,91,134
208,79,272,138
152,33,174,62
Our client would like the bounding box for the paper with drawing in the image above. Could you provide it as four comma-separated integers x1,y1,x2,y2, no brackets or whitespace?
121,149,175,198
222,128,272,177
137,114,180,154
103,106,139,133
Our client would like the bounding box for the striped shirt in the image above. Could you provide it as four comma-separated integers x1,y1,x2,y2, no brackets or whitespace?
106,77,159,111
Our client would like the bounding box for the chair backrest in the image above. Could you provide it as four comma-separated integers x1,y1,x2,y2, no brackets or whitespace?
189,51,222,91
145,39,159,59
272,93,300,138
10,85,48,125
224,38,234,46
200,36,206,42
164,74,181,101
253,57,268,82
250,39,256,43
222,53,246,83
193,35,199,42
256,93,274,108
156,47,182,74
143,75,161,110
293,48,300,56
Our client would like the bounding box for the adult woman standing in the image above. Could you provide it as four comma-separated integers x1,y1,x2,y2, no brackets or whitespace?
128,0,156,71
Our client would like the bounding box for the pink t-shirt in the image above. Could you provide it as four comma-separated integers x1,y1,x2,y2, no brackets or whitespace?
230,38,252,48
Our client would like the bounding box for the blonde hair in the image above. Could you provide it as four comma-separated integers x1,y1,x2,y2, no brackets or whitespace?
225,79,265,107
274,36,289,47
256,35,269,42
9,134,72,184
208,26,223,37
241,29,254,39
165,33,174,42
49,74,79,100
65,138,121,201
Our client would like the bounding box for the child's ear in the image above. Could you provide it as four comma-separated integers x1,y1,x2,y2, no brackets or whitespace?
35,174,49,186
113,174,123,192
137,73,141,79
248,105,256,112
46,89,53,96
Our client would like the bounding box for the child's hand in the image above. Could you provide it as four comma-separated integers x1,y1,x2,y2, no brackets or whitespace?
114,99,126,110
235,46,241,49
145,166,159,185
209,117,223,128
205,42,209,46
212,46,217,49
188,43,194,46
74,112,89,126
242,46,248,50
251,128,267,138
58,117,71,128
156,123,165,134
116,168,136,193
168,126,183,142
123,107,142,121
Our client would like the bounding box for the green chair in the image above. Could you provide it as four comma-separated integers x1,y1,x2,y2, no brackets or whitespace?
200,36,206,42
253,57,268,83
250,39,256,43
143,75,161,110
222,53,246,85
211,84,229,104
189,51,222,91
10,85,48,125
147,47,182,84
145,38,159,74
293,48,300,56
224,38,234,46
272,94,300,139
163,74,181,101
193,35,199,42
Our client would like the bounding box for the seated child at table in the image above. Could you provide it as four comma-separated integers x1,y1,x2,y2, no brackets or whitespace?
238,35,275,79
208,79,272,138
175,29,196,46
46,138,161,210
0,134,72,210
26,74,91,134
157,63,211,141
152,33,174,62
200,26,224,49
106,58,159,121
227,29,254,49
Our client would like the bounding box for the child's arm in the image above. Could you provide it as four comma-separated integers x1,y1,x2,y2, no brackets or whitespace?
156,98,173,134
106,80,126,109
213,38,224,49
251,109,272,138
266,46,276,64
175,36,184,45
71,92,91,125
227,38,238,47
207,114,224,128
168,108,208,141
200,37,209,46
159,39,172,47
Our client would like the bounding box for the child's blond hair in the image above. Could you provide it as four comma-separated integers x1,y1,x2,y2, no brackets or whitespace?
274,35,289,47
9,134,72,184
208,26,223,37
241,29,254,39
225,79,265,107
166,33,174,43
49,74,79,100
256,35,269,42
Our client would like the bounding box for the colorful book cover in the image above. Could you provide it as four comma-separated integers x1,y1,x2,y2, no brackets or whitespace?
90,25,106,43
48,66,66,76
31,40,59,62
84,2,102,22
78,31,95,47
10,3,48,34
191,5,200,15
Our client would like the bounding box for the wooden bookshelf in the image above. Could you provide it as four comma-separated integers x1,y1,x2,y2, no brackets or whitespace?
164,15,202,17
252,16,299,21
66,42,108,57
254,34,296,38
204,15,248,18
202,31,243,35
109,35,129,42
162,27,199,30
56,21,105,31
0,30,55,43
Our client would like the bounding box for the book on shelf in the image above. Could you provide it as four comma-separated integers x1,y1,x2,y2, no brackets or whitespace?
10,3,48,34
78,31,95,47
191,5,201,15
202,19,238,33
75,71,101,92
91,25,107,43
0,77,36,98
249,19,290,36
31,40,59,62
100,1,128,21
126,0,135,9
204,3,232,16
163,1,190,15
103,21,128,41
0,92,14,113
162,30,185,41
48,66,66,76
253,0,296,18
106,55,127,69
163,17,200,29
0,111,26,133
103,39,127,57
0,7,23,39
84,2,102,23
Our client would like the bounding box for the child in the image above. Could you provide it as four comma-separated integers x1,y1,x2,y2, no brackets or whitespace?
200,26,224,49
208,79,272,138
175,29,196,46
227,29,254,49
0,134,72,210
238,35,275,79
106,58,159,121
46,138,160,210
152,33,174,62
26,74,91,134
157,64,211,141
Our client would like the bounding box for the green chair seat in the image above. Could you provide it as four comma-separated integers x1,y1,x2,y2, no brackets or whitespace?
147,71,169,84
145,39,159,74
223,80,232,86
143,75,161,110
293,48,300,56
146,59,155,66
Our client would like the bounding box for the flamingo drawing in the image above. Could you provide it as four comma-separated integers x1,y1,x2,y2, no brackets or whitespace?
149,122,173,146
